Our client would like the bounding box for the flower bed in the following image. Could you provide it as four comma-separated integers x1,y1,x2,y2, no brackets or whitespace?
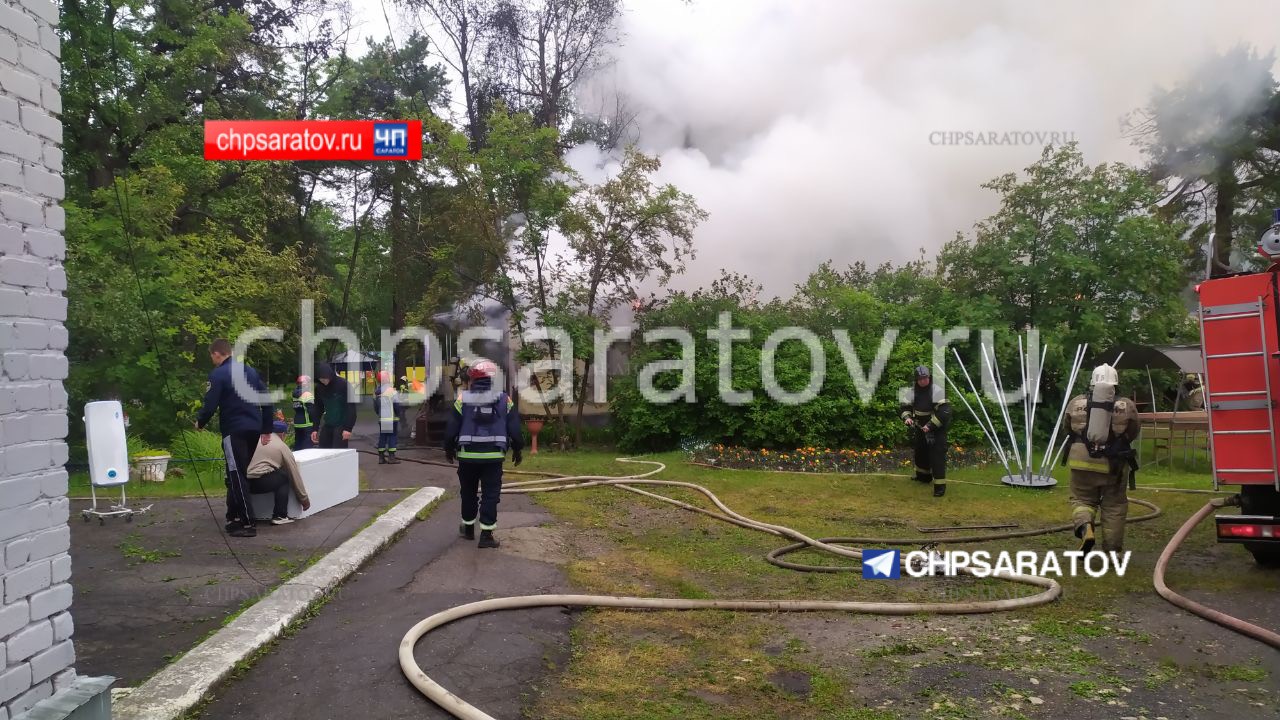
689,443,999,474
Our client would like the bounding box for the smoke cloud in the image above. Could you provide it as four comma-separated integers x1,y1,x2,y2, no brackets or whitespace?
569,0,1280,296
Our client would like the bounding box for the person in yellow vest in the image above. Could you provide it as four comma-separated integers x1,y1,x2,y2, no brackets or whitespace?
396,374,412,426
292,375,315,450
375,371,401,464
1064,364,1140,552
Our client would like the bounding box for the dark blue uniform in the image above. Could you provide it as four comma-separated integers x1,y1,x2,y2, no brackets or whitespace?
291,386,315,450
443,378,523,535
196,357,274,527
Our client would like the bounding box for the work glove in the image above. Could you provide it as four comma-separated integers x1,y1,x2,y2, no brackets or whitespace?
512,448,523,467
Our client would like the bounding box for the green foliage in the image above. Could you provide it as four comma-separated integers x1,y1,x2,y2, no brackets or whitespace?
65,167,316,443
611,272,992,452
613,146,1196,453
939,143,1195,351
168,430,227,461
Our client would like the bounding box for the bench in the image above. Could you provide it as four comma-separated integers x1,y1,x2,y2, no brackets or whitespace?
250,448,359,520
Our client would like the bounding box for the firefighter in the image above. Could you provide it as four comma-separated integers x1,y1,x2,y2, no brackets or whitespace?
1179,373,1205,411
443,358,523,548
396,374,412,426
291,375,315,451
1064,364,1140,552
900,365,951,497
375,371,401,464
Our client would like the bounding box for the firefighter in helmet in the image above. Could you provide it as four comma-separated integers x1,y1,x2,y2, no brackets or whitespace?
375,370,400,464
901,365,951,497
291,375,315,451
443,358,523,548
1064,364,1140,552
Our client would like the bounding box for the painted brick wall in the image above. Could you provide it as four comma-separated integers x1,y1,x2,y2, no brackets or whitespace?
0,0,69,717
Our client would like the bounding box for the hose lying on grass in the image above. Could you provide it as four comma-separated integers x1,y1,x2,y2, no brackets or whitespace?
1153,496,1280,650
398,457,1166,720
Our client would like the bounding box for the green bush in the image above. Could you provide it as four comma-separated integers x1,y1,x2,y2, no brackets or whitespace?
168,430,227,461
610,268,1072,453
166,431,227,483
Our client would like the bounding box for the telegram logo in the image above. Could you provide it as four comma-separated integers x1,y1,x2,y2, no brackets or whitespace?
862,549,901,579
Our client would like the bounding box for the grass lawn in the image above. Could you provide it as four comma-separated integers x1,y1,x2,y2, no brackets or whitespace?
514,447,1279,720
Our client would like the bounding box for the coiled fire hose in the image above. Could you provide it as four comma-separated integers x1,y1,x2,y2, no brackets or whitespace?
1153,496,1280,650
398,458,1166,720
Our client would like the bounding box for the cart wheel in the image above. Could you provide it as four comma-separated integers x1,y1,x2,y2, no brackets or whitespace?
82,514,90,523
126,513,134,523
98,517,105,526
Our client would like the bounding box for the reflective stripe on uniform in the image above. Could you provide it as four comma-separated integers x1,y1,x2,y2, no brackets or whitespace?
458,450,505,460
479,521,497,531
459,435,507,443
1067,457,1111,473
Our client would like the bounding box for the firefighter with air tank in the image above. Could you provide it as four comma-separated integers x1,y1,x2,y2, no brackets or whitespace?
1063,364,1140,552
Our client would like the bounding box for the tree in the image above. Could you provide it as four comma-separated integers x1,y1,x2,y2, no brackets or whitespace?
65,167,316,443
403,0,492,147
61,0,298,192
403,0,621,147
939,143,1194,352
1127,46,1280,277
484,0,620,136
560,148,706,443
314,35,450,332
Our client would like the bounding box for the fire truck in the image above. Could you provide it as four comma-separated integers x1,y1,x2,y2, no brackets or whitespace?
1197,210,1280,565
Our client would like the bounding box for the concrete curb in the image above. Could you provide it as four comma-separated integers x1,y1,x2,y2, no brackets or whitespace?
111,486,446,720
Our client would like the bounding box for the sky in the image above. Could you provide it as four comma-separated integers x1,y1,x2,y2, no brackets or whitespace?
348,0,1280,296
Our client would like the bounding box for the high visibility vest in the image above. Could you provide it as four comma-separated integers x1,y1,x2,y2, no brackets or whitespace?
293,391,315,429
377,387,398,433
455,391,513,460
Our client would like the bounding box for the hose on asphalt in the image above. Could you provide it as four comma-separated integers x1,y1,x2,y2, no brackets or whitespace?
399,457,1164,720
1152,496,1280,650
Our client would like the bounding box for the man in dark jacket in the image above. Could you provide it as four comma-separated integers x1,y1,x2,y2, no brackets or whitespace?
310,362,357,449
900,365,952,498
195,338,274,537
443,358,523,548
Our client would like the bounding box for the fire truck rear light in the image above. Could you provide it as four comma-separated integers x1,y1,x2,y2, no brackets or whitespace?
1217,523,1278,538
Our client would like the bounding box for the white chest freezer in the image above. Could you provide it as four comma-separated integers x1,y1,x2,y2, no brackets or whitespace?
250,447,359,521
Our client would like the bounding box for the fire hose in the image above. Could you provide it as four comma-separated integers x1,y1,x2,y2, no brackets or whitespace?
1153,496,1280,650
397,457,1166,720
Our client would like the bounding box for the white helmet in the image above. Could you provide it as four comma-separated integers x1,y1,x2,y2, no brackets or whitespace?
1091,363,1118,386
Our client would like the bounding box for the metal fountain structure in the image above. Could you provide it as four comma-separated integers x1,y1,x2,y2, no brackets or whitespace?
937,334,1095,489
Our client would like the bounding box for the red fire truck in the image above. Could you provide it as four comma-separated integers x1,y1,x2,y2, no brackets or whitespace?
1197,212,1280,565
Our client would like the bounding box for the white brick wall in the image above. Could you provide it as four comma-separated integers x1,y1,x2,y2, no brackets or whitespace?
0,0,69,715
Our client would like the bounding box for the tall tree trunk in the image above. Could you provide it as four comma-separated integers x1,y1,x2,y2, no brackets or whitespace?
339,180,363,327
390,165,406,333
1212,165,1237,278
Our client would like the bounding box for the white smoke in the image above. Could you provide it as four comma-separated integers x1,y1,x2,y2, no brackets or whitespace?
569,0,1280,295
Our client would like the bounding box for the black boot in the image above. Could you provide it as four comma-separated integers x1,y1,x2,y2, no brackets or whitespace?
478,530,500,548
933,483,946,497
460,522,475,540
388,453,401,464
915,473,932,484
1075,522,1096,553
378,452,387,464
